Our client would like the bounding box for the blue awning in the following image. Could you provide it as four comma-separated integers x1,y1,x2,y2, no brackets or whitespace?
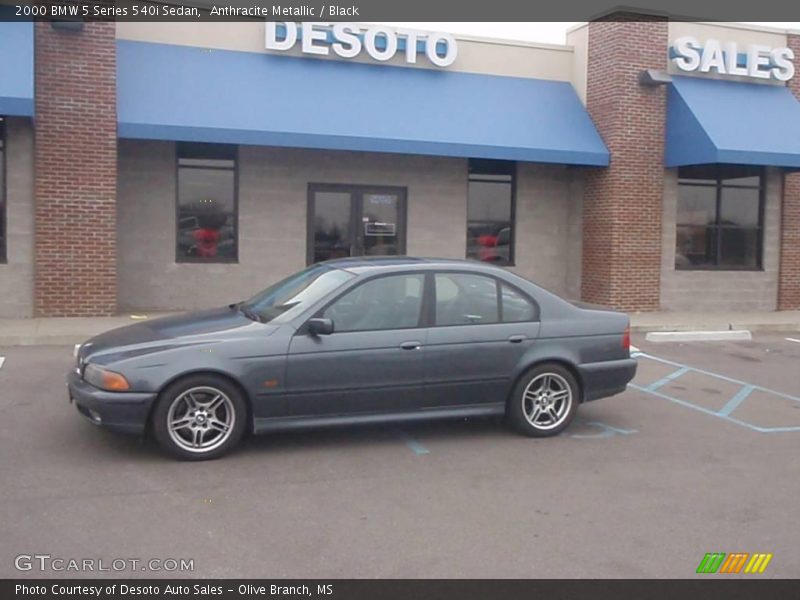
666,76,800,168
117,40,609,166
0,20,34,116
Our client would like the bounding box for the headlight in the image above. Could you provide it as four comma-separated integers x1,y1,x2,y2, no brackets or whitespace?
83,364,131,392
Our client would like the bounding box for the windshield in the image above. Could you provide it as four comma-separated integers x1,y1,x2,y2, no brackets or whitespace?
241,265,355,324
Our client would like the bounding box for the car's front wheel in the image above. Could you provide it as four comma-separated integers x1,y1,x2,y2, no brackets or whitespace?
507,363,579,437
152,375,247,460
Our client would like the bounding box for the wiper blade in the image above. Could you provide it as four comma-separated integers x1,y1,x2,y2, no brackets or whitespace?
238,305,262,323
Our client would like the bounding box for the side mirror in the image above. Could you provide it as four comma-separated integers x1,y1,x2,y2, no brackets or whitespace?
307,317,334,336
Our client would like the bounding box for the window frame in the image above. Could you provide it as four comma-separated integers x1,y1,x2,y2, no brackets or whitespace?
304,269,541,335
675,165,765,271
429,270,540,328
466,159,517,267
175,142,239,264
0,117,6,264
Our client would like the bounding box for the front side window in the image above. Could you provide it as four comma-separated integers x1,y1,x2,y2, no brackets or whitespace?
675,166,763,270
323,274,424,332
466,159,515,266
176,143,237,263
0,117,5,263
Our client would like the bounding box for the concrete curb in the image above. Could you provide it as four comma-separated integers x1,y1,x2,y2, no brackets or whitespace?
630,320,800,334
645,330,752,343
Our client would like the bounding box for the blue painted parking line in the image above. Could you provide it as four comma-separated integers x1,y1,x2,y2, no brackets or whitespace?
645,366,691,392
571,421,637,439
718,385,755,417
632,351,800,405
397,431,430,455
630,351,800,433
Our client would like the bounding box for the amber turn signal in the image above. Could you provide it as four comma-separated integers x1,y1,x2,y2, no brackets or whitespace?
102,370,131,391
84,364,131,392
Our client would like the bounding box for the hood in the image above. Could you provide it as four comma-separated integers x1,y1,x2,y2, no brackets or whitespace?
79,307,268,363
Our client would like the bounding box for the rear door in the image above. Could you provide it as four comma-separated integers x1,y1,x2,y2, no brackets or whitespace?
424,272,541,407
285,273,428,416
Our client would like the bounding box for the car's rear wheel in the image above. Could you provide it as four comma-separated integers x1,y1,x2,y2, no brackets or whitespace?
152,375,247,460
507,363,578,437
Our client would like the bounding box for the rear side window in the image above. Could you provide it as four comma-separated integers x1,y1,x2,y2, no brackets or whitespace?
434,273,499,326
501,283,537,322
434,273,538,326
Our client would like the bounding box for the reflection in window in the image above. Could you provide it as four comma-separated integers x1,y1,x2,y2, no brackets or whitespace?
324,274,424,332
435,273,500,326
176,143,237,262
501,284,537,322
466,159,515,266
243,265,355,324
675,166,763,270
0,117,5,263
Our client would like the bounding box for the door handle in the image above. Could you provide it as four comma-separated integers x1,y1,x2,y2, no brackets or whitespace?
400,341,422,350
508,334,527,343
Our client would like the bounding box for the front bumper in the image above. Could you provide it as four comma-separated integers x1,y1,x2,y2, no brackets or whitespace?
578,357,638,402
67,370,157,435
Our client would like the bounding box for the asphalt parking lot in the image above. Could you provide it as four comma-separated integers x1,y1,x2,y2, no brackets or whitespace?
1,333,799,579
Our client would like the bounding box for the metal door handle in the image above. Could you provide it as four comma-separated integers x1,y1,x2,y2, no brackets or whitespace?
508,334,526,343
400,341,422,350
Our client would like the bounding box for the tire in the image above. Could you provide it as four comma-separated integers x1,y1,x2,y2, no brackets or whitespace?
152,374,248,460
507,363,579,438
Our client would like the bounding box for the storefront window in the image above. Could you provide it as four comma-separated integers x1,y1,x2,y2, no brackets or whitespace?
176,143,237,263
675,165,764,270
466,159,515,266
0,117,5,263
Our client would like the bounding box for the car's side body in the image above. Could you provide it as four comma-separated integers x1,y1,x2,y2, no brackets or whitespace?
68,258,636,439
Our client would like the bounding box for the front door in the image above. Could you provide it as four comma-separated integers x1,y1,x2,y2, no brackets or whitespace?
286,272,428,417
308,185,407,264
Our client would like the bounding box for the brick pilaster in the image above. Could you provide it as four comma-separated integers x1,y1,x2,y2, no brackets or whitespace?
581,15,668,311
779,34,800,310
34,22,117,316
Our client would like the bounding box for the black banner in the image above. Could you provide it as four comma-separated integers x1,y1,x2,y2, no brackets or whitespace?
2,0,800,22
4,580,800,600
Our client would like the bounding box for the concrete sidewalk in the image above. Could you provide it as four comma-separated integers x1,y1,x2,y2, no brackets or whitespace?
0,313,176,346
1,310,799,346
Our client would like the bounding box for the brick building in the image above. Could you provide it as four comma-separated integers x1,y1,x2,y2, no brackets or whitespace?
1,18,800,317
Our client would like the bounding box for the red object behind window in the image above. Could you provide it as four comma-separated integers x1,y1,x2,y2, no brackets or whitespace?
192,228,221,258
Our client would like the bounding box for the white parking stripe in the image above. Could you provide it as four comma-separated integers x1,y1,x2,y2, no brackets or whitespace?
0,357,5,370
786,337,800,344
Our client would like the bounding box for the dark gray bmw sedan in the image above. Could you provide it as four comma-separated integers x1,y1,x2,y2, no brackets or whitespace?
68,257,636,460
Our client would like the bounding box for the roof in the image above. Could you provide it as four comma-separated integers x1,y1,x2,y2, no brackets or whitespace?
321,256,506,274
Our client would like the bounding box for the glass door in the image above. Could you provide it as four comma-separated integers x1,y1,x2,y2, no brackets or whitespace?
309,190,354,263
308,185,407,264
361,191,403,257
